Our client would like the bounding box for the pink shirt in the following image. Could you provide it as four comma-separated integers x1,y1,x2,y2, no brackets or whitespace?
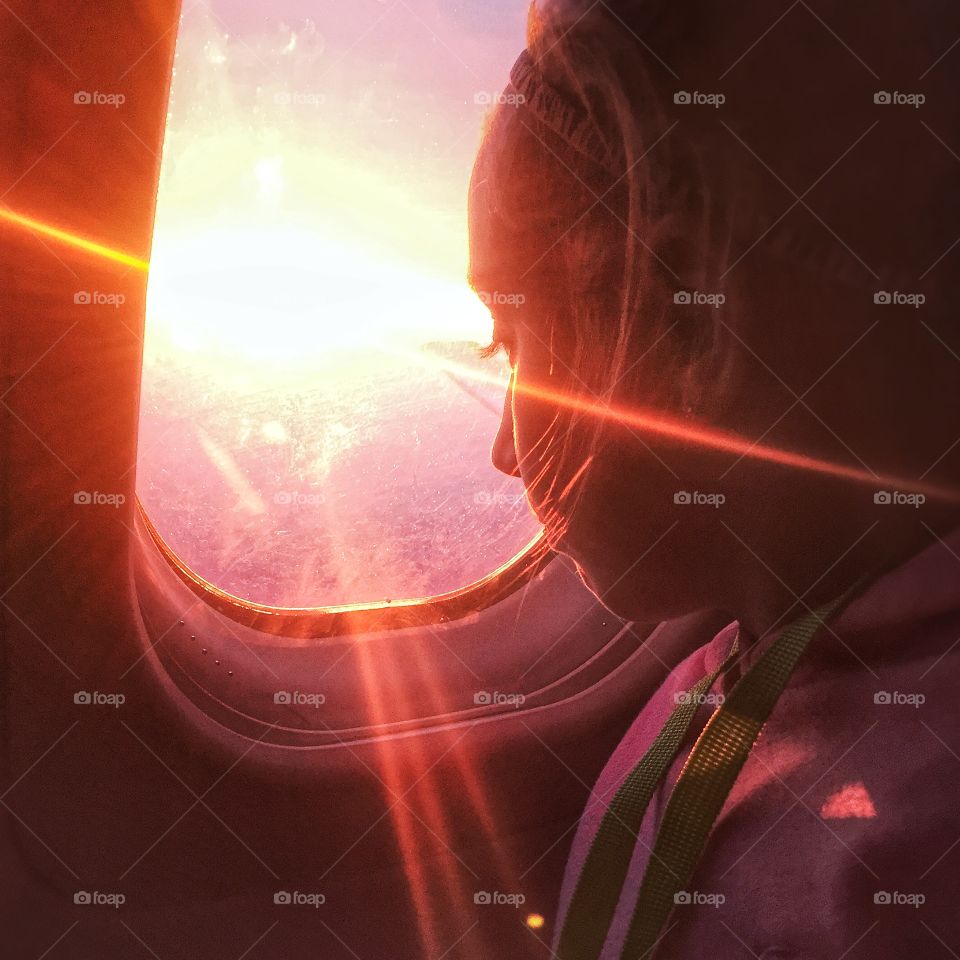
555,530,960,958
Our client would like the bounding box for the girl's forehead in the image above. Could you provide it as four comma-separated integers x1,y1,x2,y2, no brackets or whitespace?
467,220,532,299
468,164,550,293
467,172,520,291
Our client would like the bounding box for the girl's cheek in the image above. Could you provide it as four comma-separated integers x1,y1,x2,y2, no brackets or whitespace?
512,372,557,462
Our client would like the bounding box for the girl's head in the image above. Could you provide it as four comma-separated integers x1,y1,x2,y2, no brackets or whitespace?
469,1,960,624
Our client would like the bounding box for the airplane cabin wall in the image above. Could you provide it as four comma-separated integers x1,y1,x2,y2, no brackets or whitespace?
0,3,730,957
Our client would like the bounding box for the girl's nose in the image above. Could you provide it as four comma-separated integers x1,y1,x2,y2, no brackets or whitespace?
492,380,521,478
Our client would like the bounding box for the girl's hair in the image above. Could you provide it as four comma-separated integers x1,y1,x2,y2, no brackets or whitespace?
475,5,739,409
470,0,960,516
470,1,743,518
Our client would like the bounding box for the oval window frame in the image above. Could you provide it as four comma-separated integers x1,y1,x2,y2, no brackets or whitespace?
137,497,552,638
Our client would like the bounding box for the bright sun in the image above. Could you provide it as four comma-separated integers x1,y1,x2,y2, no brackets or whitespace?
143,4,499,378
146,220,490,368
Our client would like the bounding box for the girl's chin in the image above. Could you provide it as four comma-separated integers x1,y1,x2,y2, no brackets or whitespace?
545,529,646,617
566,556,618,610
568,557,673,622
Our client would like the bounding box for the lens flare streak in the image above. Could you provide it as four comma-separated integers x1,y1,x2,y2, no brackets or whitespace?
0,207,150,271
7,206,955,504
400,347,960,504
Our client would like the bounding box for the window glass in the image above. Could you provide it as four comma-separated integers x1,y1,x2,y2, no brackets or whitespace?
138,0,539,606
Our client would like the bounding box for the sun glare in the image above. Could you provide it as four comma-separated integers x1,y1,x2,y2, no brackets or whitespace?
146,218,491,369
145,110,493,372
134,1,542,613
140,0,507,379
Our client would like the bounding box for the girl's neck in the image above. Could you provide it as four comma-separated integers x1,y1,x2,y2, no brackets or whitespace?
729,521,936,641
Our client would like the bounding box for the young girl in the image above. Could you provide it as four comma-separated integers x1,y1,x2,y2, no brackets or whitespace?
469,1,960,956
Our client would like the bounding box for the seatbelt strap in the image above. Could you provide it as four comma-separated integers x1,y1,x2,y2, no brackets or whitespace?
556,631,742,960
618,591,852,959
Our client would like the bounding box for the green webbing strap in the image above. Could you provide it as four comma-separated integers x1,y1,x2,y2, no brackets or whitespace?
556,632,742,960
618,593,850,960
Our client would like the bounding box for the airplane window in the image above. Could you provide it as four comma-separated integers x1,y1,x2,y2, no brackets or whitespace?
138,0,539,607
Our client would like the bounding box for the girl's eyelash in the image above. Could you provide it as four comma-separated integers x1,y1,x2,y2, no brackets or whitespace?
478,315,518,364
479,336,507,360
479,335,517,365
